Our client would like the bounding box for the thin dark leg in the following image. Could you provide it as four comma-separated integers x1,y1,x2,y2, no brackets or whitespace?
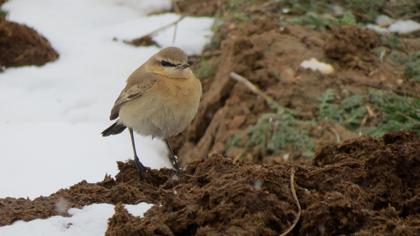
129,128,146,173
165,139,180,172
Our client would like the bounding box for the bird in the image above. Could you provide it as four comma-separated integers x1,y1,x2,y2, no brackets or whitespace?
102,47,202,173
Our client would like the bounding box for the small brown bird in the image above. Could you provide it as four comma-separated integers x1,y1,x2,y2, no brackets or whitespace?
102,47,202,173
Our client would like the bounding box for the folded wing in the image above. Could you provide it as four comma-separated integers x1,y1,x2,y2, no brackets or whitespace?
110,71,159,120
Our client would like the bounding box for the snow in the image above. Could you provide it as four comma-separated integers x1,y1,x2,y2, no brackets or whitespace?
300,58,335,75
125,203,154,217
388,20,420,34
0,203,153,236
375,15,394,27
0,0,213,199
0,204,114,236
367,16,420,34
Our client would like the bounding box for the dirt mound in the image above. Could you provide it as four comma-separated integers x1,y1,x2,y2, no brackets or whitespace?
107,155,297,235
168,0,420,166
105,131,420,235
0,162,175,226
302,131,420,235
2,132,419,235
170,17,419,164
324,25,380,71
0,18,58,70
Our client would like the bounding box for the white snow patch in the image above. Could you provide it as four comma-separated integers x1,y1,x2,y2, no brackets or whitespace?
300,58,335,75
0,0,213,199
0,204,114,236
0,203,153,236
104,0,172,14
154,16,214,55
388,20,420,34
375,15,394,27
125,203,154,217
367,17,420,34
0,122,170,198
367,24,389,34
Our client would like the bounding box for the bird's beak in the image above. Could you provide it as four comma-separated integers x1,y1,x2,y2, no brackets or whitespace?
177,64,190,69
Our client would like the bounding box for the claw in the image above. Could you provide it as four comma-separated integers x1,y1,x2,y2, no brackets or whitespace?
134,155,146,173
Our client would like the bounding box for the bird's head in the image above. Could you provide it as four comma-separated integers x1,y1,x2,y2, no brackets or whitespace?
146,47,192,79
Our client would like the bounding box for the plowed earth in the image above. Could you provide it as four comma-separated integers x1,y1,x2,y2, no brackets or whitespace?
1,132,419,235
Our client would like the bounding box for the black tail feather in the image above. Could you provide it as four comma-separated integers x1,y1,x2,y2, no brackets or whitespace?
102,122,126,136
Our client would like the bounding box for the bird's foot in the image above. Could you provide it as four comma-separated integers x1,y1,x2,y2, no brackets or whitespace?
134,156,147,174
169,154,180,173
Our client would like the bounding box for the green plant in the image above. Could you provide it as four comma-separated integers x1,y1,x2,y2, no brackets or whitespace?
319,89,420,135
404,52,420,82
339,11,357,25
340,94,368,129
289,12,335,30
194,58,216,79
379,34,404,50
289,10,356,30
225,134,242,151
318,89,367,130
386,50,420,82
344,0,386,22
227,0,253,10
368,91,420,136
319,89,340,120
225,0,255,22
247,112,314,157
276,0,330,14
279,0,391,24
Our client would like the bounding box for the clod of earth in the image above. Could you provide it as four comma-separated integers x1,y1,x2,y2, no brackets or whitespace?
0,18,58,70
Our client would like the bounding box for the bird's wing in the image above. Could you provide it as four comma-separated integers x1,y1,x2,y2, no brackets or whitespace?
109,71,159,120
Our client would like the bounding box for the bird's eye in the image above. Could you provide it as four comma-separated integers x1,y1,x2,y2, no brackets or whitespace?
160,60,175,67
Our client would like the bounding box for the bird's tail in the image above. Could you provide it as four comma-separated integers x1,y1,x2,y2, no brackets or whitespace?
102,121,126,136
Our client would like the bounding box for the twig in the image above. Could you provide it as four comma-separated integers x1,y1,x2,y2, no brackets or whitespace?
279,167,301,236
230,72,285,112
328,125,341,143
307,161,362,177
172,21,179,44
137,15,186,43
171,0,182,44
232,149,246,163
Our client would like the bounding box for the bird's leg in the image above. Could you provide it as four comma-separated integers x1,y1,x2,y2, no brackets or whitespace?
129,128,146,173
164,139,180,172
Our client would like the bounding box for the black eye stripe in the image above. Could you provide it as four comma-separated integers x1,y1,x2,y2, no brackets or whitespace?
160,60,176,67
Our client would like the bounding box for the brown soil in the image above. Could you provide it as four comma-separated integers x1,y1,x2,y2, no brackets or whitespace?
0,162,175,226
125,36,160,47
176,0,226,16
0,18,58,70
1,131,419,235
324,25,380,71
169,14,420,165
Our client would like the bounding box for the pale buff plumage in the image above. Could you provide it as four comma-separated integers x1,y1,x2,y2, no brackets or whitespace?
102,47,202,172
119,74,201,138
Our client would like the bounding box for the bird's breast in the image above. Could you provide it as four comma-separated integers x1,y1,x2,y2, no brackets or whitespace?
119,77,202,138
